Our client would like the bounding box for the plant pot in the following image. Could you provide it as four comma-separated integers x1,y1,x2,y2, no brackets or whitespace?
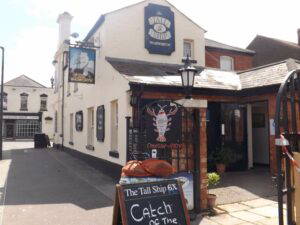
207,194,217,209
216,163,226,174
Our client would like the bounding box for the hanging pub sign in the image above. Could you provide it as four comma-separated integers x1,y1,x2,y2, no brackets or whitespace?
112,180,190,225
145,101,182,150
75,111,83,131
96,105,105,142
144,3,175,55
69,47,95,84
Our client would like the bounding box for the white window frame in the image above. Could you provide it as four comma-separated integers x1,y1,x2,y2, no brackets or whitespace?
183,39,194,58
220,56,234,71
110,100,118,151
87,107,94,146
70,113,74,143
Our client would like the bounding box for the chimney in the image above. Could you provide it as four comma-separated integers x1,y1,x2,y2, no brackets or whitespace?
57,12,73,48
298,29,300,45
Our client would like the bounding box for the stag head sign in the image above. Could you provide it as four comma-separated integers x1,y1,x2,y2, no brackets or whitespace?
145,101,182,150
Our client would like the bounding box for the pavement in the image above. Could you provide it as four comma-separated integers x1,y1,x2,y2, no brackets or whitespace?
0,142,284,225
209,167,277,205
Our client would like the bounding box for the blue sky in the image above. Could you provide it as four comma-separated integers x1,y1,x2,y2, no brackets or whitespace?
1,0,299,87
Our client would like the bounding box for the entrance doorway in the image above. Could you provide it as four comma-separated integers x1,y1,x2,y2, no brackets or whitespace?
207,102,248,172
251,102,269,167
6,123,14,138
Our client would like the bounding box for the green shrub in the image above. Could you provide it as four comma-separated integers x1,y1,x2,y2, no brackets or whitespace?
208,172,220,188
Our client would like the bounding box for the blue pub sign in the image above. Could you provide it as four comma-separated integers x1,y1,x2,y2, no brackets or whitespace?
144,3,175,55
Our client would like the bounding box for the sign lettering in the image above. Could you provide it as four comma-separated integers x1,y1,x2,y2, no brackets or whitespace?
112,180,190,225
145,4,175,55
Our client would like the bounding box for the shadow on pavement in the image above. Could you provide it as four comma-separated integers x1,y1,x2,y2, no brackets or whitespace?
210,166,277,205
3,148,113,210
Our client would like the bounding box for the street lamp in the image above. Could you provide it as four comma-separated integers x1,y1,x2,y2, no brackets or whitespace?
0,46,4,160
178,55,198,99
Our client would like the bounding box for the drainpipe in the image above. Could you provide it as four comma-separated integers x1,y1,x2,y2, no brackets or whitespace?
61,51,68,150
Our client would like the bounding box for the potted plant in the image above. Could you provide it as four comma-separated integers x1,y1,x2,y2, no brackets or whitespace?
207,172,220,209
213,147,233,174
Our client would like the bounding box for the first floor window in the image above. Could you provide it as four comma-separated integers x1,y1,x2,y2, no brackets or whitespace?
2,92,7,110
20,93,28,111
40,94,48,111
183,40,194,58
220,56,234,71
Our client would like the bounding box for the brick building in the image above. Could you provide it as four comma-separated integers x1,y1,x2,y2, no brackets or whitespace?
205,38,255,71
247,31,300,67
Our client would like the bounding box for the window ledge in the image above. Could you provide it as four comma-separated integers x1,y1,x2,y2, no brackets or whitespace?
109,150,119,158
69,141,74,146
86,145,94,151
20,108,28,111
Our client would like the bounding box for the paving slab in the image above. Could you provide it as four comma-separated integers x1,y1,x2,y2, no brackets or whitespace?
192,217,219,225
210,168,277,205
229,211,266,222
208,213,245,225
241,198,276,208
248,205,279,218
256,216,287,225
218,202,251,213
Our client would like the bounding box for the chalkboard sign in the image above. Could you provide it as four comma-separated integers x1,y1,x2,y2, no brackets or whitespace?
96,105,105,141
112,180,190,225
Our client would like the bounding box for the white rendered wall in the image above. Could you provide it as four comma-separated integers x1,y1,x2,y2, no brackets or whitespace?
3,85,55,139
53,0,206,166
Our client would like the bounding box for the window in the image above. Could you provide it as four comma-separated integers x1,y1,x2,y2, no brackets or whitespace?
111,100,118,151
2,92,7,110
183,40,194,58
16,120,40,138
20,93,28,111
220,56,234,71
40,94,48,111
87,107,94,147
70,113,74,143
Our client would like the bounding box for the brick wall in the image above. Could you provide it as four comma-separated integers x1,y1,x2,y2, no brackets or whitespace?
205,48,253,71
137,89,282,209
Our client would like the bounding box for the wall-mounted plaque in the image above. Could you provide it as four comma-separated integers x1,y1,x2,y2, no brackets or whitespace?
96,105,105,142
75,111,83,131
144,3,175,55
145,101,182,150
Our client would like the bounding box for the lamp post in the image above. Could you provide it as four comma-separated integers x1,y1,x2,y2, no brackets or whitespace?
178,55,198,99
0,46,4,160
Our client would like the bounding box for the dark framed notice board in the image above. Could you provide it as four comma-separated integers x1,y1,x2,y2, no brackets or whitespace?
75,111,83,131
96,105,105,142
112,180,190,225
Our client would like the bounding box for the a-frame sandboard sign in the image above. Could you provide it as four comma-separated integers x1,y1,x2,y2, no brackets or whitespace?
112,179,190,225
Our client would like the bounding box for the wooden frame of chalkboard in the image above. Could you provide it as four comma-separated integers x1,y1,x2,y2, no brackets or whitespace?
112,179,190,225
